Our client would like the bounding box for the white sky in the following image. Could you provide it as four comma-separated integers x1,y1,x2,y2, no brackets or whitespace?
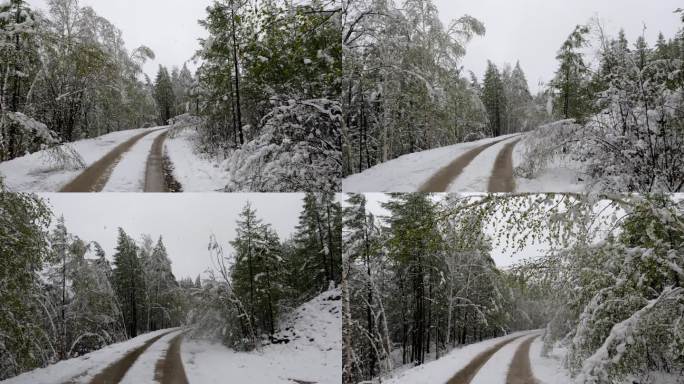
27,0,211,79
38,193,305,280
436,0,683,93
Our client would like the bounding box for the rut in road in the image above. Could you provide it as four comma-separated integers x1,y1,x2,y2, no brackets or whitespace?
60,128,164,192
144,130,169,192
488,138,522,193
446,335,524,384
418,137,511,193
154,333,189,384
84,330,175,384
506,336,539,384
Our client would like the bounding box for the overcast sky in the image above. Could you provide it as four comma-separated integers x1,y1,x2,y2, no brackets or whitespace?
27,0,211,78
436,0,683,92
39,193,305,280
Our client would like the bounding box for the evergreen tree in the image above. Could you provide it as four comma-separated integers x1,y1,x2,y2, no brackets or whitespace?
551,25,592,120
154,65,176,124
482,61,507,136
112,228,144,338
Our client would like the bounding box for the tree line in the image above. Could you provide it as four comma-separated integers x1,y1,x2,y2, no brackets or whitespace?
342,193,684,384
0,184,188,380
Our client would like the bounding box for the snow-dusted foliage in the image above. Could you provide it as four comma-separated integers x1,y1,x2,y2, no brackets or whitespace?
195,0,341,192
187,194,342,351
0,0,158,162
224,99,341,192
514,119,581,179
531,19,684,192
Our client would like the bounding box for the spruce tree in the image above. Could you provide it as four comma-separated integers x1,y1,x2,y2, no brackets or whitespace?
551,25,592,120
112,228,144,338
153,65,176,124
482,61,507,136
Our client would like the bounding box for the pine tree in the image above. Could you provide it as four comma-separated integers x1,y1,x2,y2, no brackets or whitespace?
551,25,592,120
482,61,507,136
112,228,144,338
154,65,176,124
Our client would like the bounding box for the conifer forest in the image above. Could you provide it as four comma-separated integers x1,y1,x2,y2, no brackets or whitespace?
1,0,684,383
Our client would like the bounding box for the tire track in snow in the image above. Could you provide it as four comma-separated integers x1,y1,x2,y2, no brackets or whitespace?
154,332,189,384
488,138,522,193
506,336,539,384
85,329,175,384
446,335,524,384
418,137,511,192
59,128,165,192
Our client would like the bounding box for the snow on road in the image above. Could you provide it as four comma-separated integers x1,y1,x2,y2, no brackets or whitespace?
382,330,539,384
164,127,231,191
119,329,183,384
448,135,520,192
342,134,520,192
181,288,341,384
101,127,169,192
469,335,535,384
0,127,157,192
2,328,179,384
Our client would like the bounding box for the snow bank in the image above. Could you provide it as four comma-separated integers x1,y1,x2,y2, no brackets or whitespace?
528,338,572,384
342,134,520,192
0,127,157,192
3,328,179,384
164,127,231,192
381,330,540,384
181,288,341,384
101,127,168,192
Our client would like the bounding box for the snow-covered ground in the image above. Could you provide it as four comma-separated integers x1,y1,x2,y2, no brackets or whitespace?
381,330,540,384
512,134,585,193
164,127,231,192
181,288,341,384
0,127,157,192
449,135,521,192
342,134,519,192
102,127,168,192
529,338,572,384
2,328,179,384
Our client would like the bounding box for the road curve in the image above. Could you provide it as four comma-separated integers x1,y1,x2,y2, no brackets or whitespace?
446,335,524,384
488,138,522,193
59,128,164,192
418,136,515,193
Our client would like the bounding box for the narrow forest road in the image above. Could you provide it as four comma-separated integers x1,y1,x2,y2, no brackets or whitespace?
447,334,541,384
59,127,169,192
418,135,522,193
76,329,189,384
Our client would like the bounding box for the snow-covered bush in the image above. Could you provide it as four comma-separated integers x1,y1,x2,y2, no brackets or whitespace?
514,119,582,179
0,112,60,160
223,99,341,192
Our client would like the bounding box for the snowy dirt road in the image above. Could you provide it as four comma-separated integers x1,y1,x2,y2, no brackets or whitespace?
449,334,541,384
85,329,187,384
59,127,170,192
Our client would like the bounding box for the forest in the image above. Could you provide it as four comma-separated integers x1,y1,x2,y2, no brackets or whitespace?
0,0,342,192
0,185,342,380
342,193,684,383
342,0,684,193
